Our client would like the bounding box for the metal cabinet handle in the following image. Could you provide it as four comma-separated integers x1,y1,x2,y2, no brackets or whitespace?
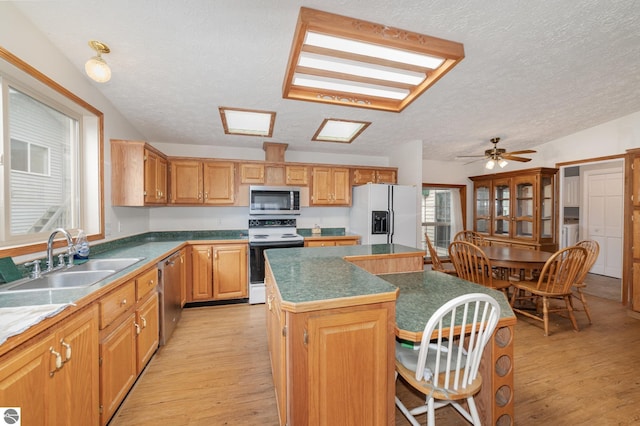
121,298,127,306
134,322,141,335
50,347,62,376
141,315,147,329
60,339,72,362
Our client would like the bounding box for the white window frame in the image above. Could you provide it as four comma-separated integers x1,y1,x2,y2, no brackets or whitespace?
0,47,104,256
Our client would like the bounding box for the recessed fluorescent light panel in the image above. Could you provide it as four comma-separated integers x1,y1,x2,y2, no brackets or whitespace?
219,107,275,137
312,118,371,143
283,7,465,112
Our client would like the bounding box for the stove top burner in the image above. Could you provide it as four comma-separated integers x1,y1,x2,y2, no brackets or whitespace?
248,217,303,243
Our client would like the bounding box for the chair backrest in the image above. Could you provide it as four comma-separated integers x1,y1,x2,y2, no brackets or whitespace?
448,240,494,288
425,233,447,273
575,240,600,285
454,230,487,247
414,293,501,392
535,246,587,294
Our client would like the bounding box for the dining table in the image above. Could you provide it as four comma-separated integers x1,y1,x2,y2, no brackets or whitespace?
482,245,554,280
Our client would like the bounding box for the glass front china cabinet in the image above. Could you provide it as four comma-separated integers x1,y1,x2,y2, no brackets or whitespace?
470,168,558,251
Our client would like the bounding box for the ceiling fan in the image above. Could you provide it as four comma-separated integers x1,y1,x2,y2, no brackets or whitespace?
459,137,536,169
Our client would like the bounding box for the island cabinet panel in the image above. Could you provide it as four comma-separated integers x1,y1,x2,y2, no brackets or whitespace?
0,305,99,426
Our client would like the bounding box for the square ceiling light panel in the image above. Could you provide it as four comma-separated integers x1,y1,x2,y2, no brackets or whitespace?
283,7,465,112
312,118,371,143
219,107,276,137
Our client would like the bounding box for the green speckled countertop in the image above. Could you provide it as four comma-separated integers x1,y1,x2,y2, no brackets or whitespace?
0,230,248,309
265,244,515,339
297,228,358,238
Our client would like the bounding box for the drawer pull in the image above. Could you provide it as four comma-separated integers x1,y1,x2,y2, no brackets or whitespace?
60,339,72,362
121,298,127,306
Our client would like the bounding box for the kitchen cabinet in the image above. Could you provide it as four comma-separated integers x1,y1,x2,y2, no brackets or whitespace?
240,163,265,184
265,263,394,425
304,236,360,247
190,243,248,302
564,175,580,207
0,305,99,426
99,269,159,425
111,139,168,206
470,168,558,251
169,159,236,205
310,167,351,206
286,165,309,186
352,167,397,185
626,150,640,313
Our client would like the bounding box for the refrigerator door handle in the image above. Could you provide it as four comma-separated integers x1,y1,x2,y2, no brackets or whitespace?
388,186,394,244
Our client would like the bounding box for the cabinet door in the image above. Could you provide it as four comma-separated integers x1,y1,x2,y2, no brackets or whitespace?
100,313,137,425
0,334,55,424
191,245,213,300
203,161,236,204
513,175,536,241
53,306,99,426
493,178,512,238
213,244,248,300
170,160,203,204
474,179,492,235
311,167,332,204
136,292,159,373
157,156,168,203
286,166,308,186
352,168,377,185
144,149,158,204
540,174,555,239
332,168,351,205
305,308,391,425
375,169,397,184
240,163,265,184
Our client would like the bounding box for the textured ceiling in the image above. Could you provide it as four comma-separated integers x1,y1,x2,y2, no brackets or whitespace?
11,0,640,161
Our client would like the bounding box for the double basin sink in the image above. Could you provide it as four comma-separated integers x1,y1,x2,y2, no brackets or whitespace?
0,258,145,292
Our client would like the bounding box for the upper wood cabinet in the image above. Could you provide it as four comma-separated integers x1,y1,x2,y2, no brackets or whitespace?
240,163,309,186
469,167,558,251
352,168,397,185
111,139,168,206
286,165,309,186
240,163,265,184
311,167,351,206
169,159,236,205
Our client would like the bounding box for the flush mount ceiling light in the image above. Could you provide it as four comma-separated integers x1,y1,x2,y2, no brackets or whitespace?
85,40,111,83
283,7,465,112
219,107,276,137
312,118,371,143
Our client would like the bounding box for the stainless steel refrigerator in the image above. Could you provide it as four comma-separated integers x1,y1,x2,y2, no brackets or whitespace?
349,183,419,248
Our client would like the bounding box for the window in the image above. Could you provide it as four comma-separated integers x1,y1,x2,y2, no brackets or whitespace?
0,47,103,254
421,184,466,259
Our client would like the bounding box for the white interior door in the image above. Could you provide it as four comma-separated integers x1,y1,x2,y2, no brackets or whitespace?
584,169,623,278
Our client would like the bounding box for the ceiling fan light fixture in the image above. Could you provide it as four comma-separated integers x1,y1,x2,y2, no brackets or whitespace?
485,159,496,170
85,40,111,83
498,159,509,168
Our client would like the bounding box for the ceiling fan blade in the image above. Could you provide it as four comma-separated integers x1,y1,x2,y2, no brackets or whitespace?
502,155,531,162
456,155,487,159
463,158,485,165
504,149,536,155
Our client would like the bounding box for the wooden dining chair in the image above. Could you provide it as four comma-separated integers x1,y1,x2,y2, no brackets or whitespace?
448,241,512,295
453,230,488,247
395,293,501,426
570,240,600,324
509,245,587,336
425,233,457,275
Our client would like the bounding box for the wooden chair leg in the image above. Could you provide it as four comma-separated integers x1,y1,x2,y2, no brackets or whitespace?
564,295,580,332
542,296,550,336
576,288,593,324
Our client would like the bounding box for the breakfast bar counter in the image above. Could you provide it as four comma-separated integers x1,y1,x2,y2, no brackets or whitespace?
264,244,515,426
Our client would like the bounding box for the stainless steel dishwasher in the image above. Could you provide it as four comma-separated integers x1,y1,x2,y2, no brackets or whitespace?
158,251,182,345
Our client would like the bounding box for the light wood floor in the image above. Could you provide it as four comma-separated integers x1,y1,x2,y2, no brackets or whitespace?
110,294,640,425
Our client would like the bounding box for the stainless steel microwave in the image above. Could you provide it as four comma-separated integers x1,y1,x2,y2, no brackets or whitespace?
249,186,301,215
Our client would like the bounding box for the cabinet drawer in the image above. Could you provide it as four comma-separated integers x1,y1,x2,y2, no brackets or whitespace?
136,268,158,301
100,281,136,329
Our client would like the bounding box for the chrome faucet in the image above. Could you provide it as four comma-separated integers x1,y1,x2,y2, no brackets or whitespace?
46,228,75,271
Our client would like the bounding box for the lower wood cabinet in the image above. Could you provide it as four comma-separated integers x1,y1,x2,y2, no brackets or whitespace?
304,236,359,247
99,269,159,425
265,263,395,425
190,243,248,302
0,305,99,426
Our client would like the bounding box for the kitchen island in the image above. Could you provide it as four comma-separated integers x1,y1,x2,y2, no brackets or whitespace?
264,244,516,426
